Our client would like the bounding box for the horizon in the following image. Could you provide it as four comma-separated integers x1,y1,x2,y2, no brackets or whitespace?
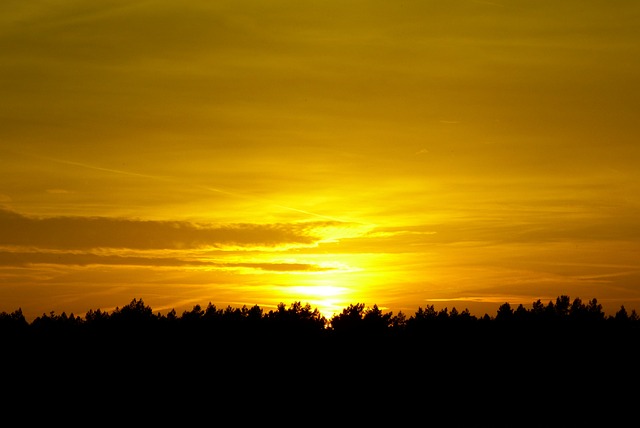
1,291,632,325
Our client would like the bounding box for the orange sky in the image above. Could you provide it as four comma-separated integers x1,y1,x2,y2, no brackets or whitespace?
2,0,640,321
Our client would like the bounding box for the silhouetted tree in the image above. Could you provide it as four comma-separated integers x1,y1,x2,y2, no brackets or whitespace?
31,311,82,333
405,304,439,336
106,298,159,345
530,299,545,319
513,304,529,322
201,302,223,329
410,304,438,323
0,308,28,331
263,302,325,343
614,305,629,323
0,308,29,342
110,298,155,324
329,303,365,334
166,308,178,321
85,308,109,325
544,299,557,321
495,302,513,321
181,304,204,323
391,311,407,330
586,298,605,321
362,304,393,335
555,295,571,318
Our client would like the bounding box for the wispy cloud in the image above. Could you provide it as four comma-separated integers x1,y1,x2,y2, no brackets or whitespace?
0,208,359,251
221,262,337,272
0,205,366,276
0,250,337,272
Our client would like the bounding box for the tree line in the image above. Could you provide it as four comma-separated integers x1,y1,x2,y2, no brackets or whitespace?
4,292,639,396
3,292,638,423
2,294,639,340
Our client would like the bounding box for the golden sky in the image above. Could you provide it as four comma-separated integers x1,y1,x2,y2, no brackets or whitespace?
2,0,640,321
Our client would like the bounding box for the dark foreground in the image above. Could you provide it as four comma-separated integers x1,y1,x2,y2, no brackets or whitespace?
2,296,639,426
3,325,639,427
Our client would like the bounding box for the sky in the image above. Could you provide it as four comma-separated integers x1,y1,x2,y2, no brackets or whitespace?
2,0,640,322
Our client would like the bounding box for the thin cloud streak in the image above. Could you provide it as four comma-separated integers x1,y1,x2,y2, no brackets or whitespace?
17,149,361,225
0,250,336,272
0,208,361,250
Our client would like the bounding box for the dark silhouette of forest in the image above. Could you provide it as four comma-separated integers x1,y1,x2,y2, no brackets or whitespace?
3,294,640,368
3,295,639,425
2,294,639,340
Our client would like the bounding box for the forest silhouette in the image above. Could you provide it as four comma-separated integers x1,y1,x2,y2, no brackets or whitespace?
3,294,640,370
3,295,639,425
3,294,639,340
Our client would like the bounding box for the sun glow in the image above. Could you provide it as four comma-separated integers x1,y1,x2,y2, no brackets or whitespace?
276,266,366,320
288,284,347,298
265,252,400,319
